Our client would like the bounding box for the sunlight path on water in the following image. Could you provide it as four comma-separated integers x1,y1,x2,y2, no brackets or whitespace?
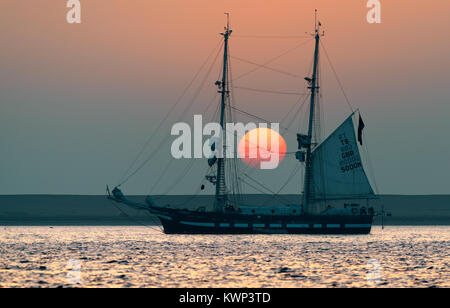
0,226,448,287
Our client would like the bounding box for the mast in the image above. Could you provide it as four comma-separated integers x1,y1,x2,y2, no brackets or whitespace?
214,13,232,212
302,11,322,214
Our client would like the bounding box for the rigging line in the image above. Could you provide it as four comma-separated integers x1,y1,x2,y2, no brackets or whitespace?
233,85,306,96
280,93,308,127
156,155,205,197
358,117,379,194
232,134,286,186
233,35,311,39
239,176,290,206
152,155,199,196
143,211,164,231
227,53,243,198
233,38,313,81
149,93,220,195
284,93,310,133
228,104,294,134
153,92,221,196
176,47,223,129
241,173,292,204
117,39,224,185
227,85,309,139
148,157,176,193
226,99,308,139
221,124,285,156
262,164,301,206
282,51,314,134
151,164,212,204
282,46,314,133
320,41,354,112
108,200,162,232
231,56,303,79
119,41,223,187
228,54,250,194
171,166,213,207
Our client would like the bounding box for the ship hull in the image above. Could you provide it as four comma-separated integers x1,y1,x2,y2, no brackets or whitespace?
149,206,373,235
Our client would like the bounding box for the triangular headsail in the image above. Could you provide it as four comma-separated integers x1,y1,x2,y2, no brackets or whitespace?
311,114,375,200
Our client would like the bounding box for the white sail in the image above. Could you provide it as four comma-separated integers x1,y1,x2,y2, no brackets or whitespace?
311,115,375,200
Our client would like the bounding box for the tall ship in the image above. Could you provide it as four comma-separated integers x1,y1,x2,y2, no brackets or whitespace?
108,12,380,234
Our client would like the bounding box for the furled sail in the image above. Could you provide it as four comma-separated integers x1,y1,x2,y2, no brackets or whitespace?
311,115,375,200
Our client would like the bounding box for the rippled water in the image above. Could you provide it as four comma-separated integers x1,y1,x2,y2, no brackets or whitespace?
0,226,448,288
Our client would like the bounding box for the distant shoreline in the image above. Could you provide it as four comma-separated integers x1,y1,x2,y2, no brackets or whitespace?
1,221,449,227
1,194,449,226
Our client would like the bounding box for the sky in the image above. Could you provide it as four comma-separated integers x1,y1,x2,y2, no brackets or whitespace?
1,0,449,195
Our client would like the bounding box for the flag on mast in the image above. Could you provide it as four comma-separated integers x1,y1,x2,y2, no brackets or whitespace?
358,115,365,146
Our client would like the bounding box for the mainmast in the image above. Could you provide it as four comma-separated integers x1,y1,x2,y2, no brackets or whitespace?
302,11,323,214
214,14,232,212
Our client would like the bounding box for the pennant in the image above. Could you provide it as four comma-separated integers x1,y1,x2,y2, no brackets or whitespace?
358,115,365,146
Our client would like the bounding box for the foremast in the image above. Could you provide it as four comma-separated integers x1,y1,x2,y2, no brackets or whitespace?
302,12,323,214
214,14,232,212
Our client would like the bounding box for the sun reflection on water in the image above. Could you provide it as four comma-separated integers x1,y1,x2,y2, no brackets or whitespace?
0,226,448,288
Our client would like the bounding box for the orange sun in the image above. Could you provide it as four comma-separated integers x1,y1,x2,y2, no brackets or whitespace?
237,128,287,169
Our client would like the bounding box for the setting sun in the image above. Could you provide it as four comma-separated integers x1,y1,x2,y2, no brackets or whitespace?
237,127,287,169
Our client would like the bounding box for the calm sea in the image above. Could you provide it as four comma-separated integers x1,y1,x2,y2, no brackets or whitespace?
0,226,448,288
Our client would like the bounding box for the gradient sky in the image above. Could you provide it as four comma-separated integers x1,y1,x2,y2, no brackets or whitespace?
1,0,449,195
